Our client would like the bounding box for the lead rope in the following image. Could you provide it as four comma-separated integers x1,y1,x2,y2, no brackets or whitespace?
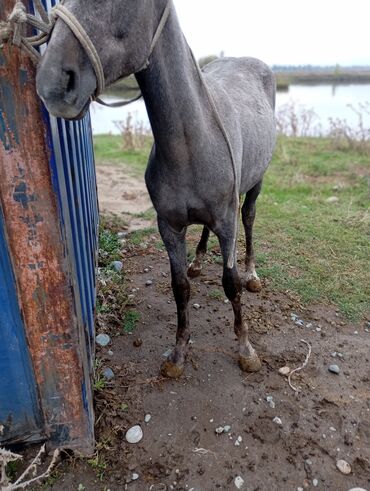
189,46,239,269
0,0,172,107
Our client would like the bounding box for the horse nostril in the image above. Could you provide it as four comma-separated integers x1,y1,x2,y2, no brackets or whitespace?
63,69,78,104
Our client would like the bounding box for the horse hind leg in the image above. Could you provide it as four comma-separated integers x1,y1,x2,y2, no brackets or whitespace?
187,226,210,278
217,226,262,373
241,180,263,293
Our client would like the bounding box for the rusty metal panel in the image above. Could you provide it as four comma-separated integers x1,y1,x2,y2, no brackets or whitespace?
0,0,96,453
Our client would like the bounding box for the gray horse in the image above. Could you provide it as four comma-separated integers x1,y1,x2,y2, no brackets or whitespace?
36,0,276,378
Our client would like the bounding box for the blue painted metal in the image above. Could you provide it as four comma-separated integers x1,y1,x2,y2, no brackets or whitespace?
0,207,43,444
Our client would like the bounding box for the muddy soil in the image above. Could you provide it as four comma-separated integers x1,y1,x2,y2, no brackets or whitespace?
40,229,370,491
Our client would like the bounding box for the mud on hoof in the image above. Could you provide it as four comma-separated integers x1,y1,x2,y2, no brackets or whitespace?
239,353,262,372
245,277,262,293
161,360,185,379
187,261,202,278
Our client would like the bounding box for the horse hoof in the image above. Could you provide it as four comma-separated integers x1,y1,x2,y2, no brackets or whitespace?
187,263,202,278
239,353,262,372
245,277,262,293
161,360,184,379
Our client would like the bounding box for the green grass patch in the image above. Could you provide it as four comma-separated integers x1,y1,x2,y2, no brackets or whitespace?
123,310,141,334
208,289,225,301
94,134,151,176
99,227,121,267
252,137,370,320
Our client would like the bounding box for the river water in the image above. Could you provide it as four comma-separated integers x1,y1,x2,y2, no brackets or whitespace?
90,83,370,136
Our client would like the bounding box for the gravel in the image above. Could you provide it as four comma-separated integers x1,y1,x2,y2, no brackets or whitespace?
329,364,341,374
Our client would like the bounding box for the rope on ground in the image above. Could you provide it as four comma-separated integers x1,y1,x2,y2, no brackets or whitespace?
288,339,312,393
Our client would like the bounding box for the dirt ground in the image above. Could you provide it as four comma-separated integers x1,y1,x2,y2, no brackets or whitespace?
30,164,369,491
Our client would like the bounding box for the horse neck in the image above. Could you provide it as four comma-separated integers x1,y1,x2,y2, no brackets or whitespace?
135,6,205,162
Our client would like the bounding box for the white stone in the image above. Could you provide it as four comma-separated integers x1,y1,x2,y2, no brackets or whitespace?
313,479,319,487
273,417,283,426
326,196,339,204
348,488,368,491
132,473,139,481
336,459,351,475
234,476,244,489
266,396,276,408
125,425,143,444
279,366,291,376
215,426,224,434
144,414,152,423
193,303,201,310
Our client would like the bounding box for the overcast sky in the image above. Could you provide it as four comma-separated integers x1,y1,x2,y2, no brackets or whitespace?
173,0,370,66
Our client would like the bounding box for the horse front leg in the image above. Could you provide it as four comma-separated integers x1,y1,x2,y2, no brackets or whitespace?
158,216,190,378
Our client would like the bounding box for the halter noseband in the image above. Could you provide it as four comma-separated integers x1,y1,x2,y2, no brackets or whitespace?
52,1,172,99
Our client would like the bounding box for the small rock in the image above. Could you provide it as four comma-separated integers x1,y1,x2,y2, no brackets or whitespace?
336,459,351,475
78,485,86,491
266,396,276,409
234,476,244,489
144,268,149,273
313,479,319,487
193,303,201,310
348,488,368,491
96,333,111,347
279,366,291,376
126,425,143,444
326,196,339,204
117,232,128,239
144,414,152,423
145,279,153,286
223,425,231,433
102,367,114,380
111,260,123,272
107,350,114,356
273,417,282,426
331,352,338,358
297,488,304,491
162,348,172,358
329,364,341,375
131,473,139,481
215,427,224,434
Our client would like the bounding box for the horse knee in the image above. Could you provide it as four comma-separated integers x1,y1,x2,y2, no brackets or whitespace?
222,268,242,301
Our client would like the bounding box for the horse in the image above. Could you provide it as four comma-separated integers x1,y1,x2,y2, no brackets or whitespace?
36,0,276,379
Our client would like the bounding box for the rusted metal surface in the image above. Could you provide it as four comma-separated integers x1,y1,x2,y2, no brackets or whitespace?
0,0,94,453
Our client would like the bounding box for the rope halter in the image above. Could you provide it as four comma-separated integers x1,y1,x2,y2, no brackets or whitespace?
0,0,172,104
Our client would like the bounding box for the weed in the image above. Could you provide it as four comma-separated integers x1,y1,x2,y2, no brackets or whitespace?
99,228,121,267
208,289,224,301
123,310,141,334
93,359,106,392
87,454,107,481
129,227,157,245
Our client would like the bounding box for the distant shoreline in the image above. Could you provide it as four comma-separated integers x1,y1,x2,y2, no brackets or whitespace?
275,70,370,90
105,68,370,95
